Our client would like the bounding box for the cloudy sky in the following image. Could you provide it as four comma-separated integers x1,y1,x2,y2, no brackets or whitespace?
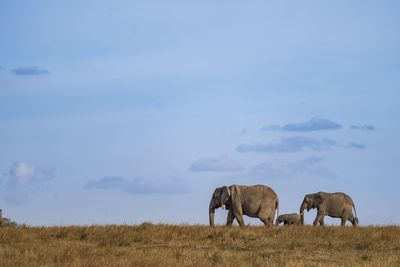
1,1,399,226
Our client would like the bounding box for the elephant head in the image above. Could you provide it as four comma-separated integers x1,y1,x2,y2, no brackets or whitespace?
209,186,231,227
300,193,322,224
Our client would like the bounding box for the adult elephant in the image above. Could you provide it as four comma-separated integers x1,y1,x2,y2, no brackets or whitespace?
209,184,279,227
300,192,359,226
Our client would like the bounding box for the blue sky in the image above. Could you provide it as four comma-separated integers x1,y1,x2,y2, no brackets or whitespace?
0,0,399,226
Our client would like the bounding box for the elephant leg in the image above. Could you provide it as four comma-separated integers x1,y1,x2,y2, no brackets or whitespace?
320,218,324,226
262,216,274,226
234,212,245,227
257,208,273,226
229,200,244,227
341,210,350,226
259,217,272,226
232,204,244,227
313,211,324,226
226,210,234,226
347,212,357,226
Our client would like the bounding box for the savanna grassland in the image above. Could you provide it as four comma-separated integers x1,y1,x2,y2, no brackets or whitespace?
0,224,399,266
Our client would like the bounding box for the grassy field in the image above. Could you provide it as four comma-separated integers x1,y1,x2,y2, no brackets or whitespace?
0,224,399,266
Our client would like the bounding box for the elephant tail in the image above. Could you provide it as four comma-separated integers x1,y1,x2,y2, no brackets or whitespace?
274,199,279,225
353,204,359,225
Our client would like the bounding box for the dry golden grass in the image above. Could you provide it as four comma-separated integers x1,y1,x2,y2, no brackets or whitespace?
0,224,399,266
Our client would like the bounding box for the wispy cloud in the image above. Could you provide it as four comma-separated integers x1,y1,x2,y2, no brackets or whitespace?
2,162,56,204
260,124,281,131
349,142,366,149
84,176,188,194
249,157,334,179
190,156,242,172
350,125,375,131
261,117,342,132
11,66,49,76
237,137,336,153
84,176,125,190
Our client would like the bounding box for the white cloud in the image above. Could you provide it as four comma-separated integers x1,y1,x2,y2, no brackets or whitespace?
350,125,375,131
3,162,56,204
237,137,336,153
249,157,334,179
11,66,49,76
84,176,189,194
349,142,366,149
261,117,342,132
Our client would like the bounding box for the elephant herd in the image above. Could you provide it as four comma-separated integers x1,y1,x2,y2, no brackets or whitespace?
209,184,359,227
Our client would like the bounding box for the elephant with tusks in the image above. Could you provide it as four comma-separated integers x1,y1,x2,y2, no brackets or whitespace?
300,192,359,226
209,184,279,227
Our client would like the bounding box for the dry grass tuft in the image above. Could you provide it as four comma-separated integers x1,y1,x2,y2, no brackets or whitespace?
0,224,399,266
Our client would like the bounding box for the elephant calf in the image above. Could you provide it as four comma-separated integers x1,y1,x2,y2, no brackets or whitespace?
275,213,302,226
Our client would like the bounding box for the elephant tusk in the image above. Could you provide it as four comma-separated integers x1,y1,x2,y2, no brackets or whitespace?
300,211,304,215
222,205,225,210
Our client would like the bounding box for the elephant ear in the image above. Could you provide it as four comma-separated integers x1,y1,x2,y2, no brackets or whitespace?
220,186,231,208
313,194,323,207
213,187,223,198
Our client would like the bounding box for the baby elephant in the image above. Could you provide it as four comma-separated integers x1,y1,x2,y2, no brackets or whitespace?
275,213,302,226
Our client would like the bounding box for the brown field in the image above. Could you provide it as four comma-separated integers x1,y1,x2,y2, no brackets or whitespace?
0,224,400,266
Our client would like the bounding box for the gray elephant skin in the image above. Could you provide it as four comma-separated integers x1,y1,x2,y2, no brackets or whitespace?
209,184,279,227
275,213,302,226
300,192,359,226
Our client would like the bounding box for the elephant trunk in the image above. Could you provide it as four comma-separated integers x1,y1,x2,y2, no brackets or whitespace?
300,202,306,225
209,194,217,227
209,207,215,227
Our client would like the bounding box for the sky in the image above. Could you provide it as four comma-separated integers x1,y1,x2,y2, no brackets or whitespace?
0,0,399,226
